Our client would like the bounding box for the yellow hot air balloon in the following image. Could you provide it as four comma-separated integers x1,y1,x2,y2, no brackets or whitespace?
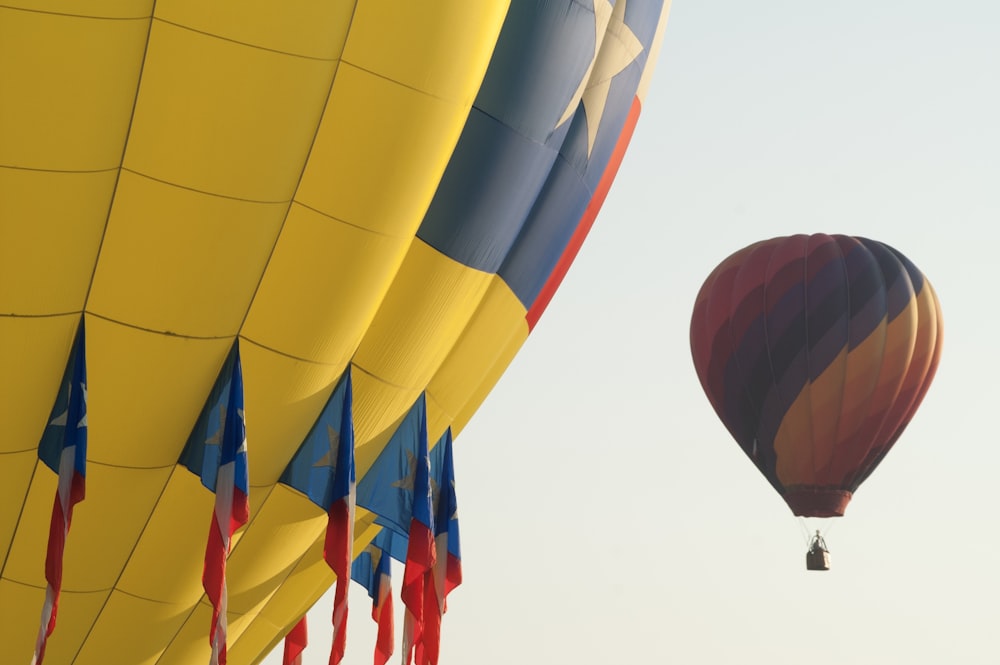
0,1,673,662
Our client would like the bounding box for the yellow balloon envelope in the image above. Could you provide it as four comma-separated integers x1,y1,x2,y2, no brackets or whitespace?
0,1,672,662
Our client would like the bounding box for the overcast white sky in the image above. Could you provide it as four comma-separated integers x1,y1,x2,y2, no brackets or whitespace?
266,1,1000,663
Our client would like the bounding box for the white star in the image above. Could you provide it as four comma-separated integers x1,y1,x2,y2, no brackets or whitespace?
562,0,645,156
77,382,87,428
313,425,340,468
49,388,69,427
391,450,417,492
48,380,88,429
556,0,615,130
205,405,226,448
235,408,247,455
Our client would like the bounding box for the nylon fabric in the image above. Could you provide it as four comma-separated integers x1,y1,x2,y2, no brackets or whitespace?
691,234,942,517
0,0,673,660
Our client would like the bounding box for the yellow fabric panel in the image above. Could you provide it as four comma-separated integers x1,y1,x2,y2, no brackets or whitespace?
2,1,151,17
344,0,509,101
224,602,265,656
294,63,468,236
0,7,147,170
0,465,161,599
61,465,174,590
73,591,188,665
157,597,264,665
85,316,232,467
0,578,42,662
228,514,383,664
0,453,36,553
241,342,345,486
425,390,453,448
241,203,410,365
0,169,114,314
225,485,326,614
832,324,889,454
354,243,492,387
427,277,527,429
0,315,77,453
255,537,333,638
115,470,213,603
87,172,286,337
350,366,424,456
862,304,919,425
774,346,848,486
228,615,284,665
152,600,215,665
772,374,819,486
156,0,354,59
123,19,336,201
0,583,109,665
451,321,530,438
352,242,491,442
2,460,56,587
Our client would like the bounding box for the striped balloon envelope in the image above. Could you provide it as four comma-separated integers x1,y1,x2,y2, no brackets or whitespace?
0,0,672,662
690,234,943,518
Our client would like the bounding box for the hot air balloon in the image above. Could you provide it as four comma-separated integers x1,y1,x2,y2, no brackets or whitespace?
0,0,672,662
689,234,942,569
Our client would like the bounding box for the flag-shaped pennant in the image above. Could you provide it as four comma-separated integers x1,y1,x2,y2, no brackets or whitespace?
282,616,308,665
417,429,463,665
202,345,249,665
32,322,88,665
351,532,395,665
278,370,353,511
354,397,425,540
371,543,394,665
324,368,355,665
400,396,435,665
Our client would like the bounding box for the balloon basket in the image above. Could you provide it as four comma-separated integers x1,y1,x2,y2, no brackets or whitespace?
806,548,830,571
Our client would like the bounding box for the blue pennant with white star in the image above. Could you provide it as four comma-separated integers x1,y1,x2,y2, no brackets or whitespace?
38,322,88,481
279,367,354,509
178,343,241,492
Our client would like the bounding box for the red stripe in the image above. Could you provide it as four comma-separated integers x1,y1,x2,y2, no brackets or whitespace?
324,496,352,664
526,96,642,330
35,463,85,663
417,581,442,665
373,581,394,665
203,475,248,664
401,521,435,664
44,495,68,593
324,498,351,576
283,617,308,665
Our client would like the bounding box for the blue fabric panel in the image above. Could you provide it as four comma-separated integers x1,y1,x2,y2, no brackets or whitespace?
417,110,564,273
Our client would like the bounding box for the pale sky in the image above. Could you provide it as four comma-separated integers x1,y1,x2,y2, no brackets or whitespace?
265,1,1000,663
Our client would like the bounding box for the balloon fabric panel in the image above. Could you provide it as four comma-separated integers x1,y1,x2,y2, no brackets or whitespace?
690,234,942,517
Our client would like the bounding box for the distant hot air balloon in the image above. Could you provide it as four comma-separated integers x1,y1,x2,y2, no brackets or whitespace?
0,0,672,661
690,234,942,567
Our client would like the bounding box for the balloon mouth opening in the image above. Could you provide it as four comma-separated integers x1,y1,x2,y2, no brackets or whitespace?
784,488,852,517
